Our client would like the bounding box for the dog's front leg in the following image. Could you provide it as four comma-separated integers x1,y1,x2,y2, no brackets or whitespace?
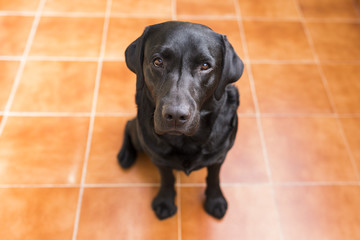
152,165,177,220
204,163,228,219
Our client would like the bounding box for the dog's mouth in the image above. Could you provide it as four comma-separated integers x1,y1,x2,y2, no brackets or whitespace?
154,127,197,137
166,131,183,136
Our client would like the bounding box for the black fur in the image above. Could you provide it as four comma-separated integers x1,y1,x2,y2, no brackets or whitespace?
118,21,244,220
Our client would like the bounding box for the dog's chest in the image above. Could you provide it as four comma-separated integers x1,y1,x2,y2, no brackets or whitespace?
166,150,220,175
157,133,231,174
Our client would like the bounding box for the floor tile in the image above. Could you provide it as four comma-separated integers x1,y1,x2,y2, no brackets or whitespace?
181,117,268,183
0,117,89,184
181,186,280,240
96,61,137,113
225,118,269,182
43,0,107,13
0,16,34,56
0,0,39,11
0,187,78,240
341,117,360,175
262,117,357,182
252,64,332,114
111,0,172,17
307,22,360,61
322,64,360,114
30,17,104,57
0,61,18,111
86,117,160,184
11,61,97,112
105,17,170,58
298,0,360,19
243,20,314,60
238,0,300,18
77,187,178,240
177,0,236,16
276,185,360,240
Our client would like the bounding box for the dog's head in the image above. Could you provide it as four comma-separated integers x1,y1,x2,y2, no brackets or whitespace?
125,21,244,136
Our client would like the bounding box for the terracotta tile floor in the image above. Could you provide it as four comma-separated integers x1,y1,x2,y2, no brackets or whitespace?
0,0,360,239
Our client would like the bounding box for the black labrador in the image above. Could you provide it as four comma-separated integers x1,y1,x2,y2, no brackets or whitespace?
118,21,244,220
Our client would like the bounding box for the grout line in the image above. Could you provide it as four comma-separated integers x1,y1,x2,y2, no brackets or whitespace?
0,0,47,137
243,16,360,23
304,17,360,23
178,14,238,20
93,112,137,117
71,1,113,240
84,183,160,188
0,11,36,16
293,0,337,113
103,56,126,61
172,0,177,20
249,59,360,64
260,113,337,118
3,55,360,65
2,111,360,118
110,13,171,19
0,11,169,19
234,1,285,240
27,56,100,61
319,60,360,65
221,181,360,187
249,59,315,64
41,11,105,18
337,118,360,180
1,10,360,23
4,112,92,117
0,184,80,188
241,16,301,22
1,181,359,189
0,56,23,61
293,0,360,182
274,181,360,187
2,111,136,117
1,10,360,22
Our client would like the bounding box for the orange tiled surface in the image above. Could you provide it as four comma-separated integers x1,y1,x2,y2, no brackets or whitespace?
0,0,360,239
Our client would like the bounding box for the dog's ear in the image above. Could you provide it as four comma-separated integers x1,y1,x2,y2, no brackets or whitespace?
125,26,150,92
215,35,244,100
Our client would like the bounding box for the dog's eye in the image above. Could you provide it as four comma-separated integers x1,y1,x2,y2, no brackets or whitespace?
153,57,164,68
200,63,210,71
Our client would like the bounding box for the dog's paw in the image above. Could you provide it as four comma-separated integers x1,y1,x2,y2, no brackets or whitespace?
152,198,177,220
204,196,228,219
117,144,137,169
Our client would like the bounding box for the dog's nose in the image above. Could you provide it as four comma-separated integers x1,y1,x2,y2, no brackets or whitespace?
163,105,190,126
